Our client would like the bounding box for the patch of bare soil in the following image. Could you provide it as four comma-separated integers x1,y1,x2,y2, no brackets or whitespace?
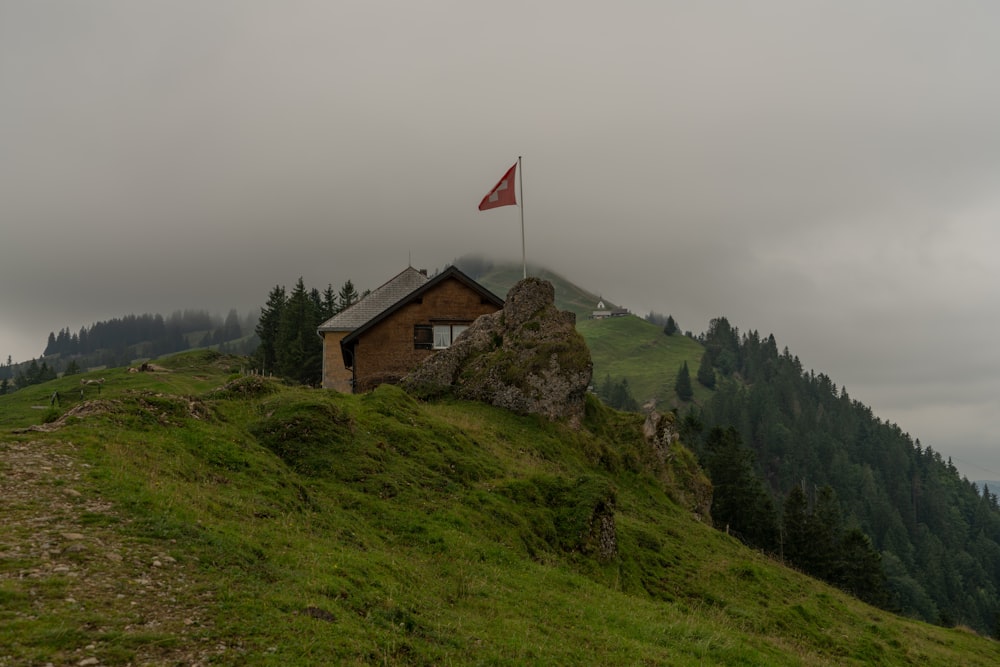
11,401,121,434
0,439,230,666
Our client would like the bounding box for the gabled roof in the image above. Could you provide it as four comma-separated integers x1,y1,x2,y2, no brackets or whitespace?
318,266,429,333
317,265,504,355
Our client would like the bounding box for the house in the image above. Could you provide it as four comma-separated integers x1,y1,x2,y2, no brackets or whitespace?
591,308,630,320
317,265,504,392
592,297,630,320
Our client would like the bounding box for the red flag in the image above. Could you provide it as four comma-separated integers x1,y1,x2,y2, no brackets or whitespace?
478,163,517,210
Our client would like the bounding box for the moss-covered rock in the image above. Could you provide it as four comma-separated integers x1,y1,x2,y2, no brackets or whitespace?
643,410,713,521
401,277,593,427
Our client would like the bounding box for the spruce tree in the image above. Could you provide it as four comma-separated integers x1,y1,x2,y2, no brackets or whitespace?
704,427,779,551
276,278,323,385
338,279,360,312
615,378,639,412
696,351,716,389
309,288,323,318
255,285,287,375
599,373,614,404
25,360,40,386
704,316,740,376
663,315,678,336
675,361,694,402
810,486,843,580
222,309,242,341
321,284,337,319
836,528,889,606
782,485,811,567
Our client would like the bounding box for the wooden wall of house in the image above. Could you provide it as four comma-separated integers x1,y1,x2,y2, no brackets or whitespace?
349,278,501,393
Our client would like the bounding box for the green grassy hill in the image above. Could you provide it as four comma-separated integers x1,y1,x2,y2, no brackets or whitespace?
2,351,998,665
579,316,710,410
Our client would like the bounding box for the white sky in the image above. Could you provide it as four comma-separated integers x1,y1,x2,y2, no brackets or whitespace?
3,1,1000,479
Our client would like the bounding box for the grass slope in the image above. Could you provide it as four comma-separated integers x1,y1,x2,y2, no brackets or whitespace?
579,316,711,410
2,352,998,665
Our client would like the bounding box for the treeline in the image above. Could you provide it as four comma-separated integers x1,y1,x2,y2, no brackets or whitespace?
1,309,258,393
253,278,365,385
43,310,255,359
697,424,889,607
683,316,1000,635
596,374,639,411
0,357,62,395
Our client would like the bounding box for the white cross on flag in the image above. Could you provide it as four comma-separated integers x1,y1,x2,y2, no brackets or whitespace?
478,163,517,211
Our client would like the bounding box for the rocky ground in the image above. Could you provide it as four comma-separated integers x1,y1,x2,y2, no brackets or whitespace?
0,438,226,667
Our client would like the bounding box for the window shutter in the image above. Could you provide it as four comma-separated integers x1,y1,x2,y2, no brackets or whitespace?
414,325,433,349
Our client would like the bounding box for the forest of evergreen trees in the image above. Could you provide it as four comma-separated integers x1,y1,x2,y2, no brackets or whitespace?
1,309,258,392
41,310,254,359
682,317,1000,636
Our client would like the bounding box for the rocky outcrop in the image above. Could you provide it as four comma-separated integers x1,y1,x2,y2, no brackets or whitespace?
643,410,713,522
588,502,618,562
402,277,593,427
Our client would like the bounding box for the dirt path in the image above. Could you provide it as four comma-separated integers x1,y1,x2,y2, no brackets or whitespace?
0,438,225,666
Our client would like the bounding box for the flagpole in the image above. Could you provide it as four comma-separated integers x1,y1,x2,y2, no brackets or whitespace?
518,155,525,279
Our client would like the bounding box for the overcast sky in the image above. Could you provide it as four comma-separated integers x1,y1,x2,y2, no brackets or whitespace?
3,1,1000,479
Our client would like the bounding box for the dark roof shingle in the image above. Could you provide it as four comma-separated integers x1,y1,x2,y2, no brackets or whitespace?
317,267,429,332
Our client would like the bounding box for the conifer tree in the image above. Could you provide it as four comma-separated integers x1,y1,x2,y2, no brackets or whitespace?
675,361,694,401
309,288,323,318
705,427,779,551
663,315,678,336
222,309,242,341
599,373,614,403
614,378,639,412
696,351,716,389
704,316,740,376
255,285,287,375
810,485,843,580
338,279,360,312
836,528,889,606
782,485,811,567
275,278,323,385
25,360,40,386
321,284,337,319
597,374,639,411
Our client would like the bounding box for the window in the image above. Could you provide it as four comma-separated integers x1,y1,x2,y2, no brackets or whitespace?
430,323,469,349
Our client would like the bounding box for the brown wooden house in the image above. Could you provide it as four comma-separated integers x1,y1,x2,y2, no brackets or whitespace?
318,265,504,392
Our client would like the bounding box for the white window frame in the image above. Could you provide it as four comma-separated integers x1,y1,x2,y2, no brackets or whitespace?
432,323,470,349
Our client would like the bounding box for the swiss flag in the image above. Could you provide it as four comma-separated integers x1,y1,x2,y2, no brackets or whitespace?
478,163,517,211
